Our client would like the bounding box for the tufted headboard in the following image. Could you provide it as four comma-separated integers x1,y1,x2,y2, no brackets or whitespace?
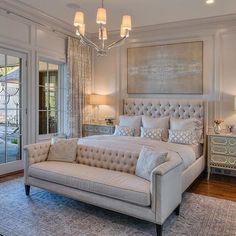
123,98,204,120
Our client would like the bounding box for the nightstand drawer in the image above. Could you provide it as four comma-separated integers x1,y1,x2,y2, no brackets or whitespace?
96,126,113,134
83,125,96,132
210,136,228,145
211,145,236,156
210,136,236,146
82,124,115,137
210,154,236,169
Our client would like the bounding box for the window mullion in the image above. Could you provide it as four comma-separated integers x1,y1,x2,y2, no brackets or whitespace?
46,63,49,135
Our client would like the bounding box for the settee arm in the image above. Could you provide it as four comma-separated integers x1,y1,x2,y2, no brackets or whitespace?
23,142,51,184
151,157,182,225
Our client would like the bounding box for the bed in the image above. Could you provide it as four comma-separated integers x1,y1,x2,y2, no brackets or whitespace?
79,98,206,192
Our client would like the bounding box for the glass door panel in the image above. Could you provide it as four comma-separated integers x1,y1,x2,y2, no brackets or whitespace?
0,52,22,164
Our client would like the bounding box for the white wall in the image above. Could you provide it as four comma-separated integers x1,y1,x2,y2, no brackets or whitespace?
93,16,236,130
0,8,67,145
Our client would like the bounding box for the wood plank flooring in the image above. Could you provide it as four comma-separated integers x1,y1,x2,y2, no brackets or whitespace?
0,171,235,201
188,173,236,201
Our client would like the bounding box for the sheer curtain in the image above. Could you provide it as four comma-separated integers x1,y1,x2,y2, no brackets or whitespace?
67,37,92,137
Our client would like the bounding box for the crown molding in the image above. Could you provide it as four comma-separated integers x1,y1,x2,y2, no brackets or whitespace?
0,0,88,38
1,0,236,42
97,13,236,39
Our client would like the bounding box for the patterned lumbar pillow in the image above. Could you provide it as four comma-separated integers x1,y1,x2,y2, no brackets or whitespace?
141,127,163,141
168,129,198,145
113,125,135,136
47,138,78,162
135,147,168,181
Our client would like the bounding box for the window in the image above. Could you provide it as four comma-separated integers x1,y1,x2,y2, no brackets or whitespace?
38,61,60,135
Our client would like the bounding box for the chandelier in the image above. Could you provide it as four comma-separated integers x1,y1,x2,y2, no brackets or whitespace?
73,0,132,56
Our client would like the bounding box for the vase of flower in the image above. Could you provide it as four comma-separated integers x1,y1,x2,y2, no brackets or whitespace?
213,120,223,134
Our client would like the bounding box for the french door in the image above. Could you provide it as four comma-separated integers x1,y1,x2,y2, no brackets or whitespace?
0,48,26,175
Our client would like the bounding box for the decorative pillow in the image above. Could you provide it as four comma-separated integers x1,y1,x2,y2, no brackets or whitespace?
47,138,78,163
51,135,66,145
119,115,142,136
168,129,199,145
170,117,203,142
141,127,163,141
135,147,168,181
113,125,135,136
170,117,202,130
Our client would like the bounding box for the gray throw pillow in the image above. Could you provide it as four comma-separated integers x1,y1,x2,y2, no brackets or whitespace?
47,138,78,163
135,147,168,181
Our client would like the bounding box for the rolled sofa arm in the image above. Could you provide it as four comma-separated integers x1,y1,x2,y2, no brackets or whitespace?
151,157,182,224
24,142,51,184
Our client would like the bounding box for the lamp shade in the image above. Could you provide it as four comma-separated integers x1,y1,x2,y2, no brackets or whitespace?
96,8,107,24
234,97,236,110
122,15,132,30
74,11,84,27
89,94,109,105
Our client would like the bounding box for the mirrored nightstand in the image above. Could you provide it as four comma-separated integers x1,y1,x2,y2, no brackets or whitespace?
82,123,115,137
207,133,236,179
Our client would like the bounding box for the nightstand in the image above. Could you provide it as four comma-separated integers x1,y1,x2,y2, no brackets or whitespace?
82,123,115,137
207,133,236,179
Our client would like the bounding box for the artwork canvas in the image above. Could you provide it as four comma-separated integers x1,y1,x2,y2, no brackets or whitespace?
127,41,203,94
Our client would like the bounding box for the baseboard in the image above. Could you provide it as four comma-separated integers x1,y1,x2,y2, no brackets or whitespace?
0,169,23,179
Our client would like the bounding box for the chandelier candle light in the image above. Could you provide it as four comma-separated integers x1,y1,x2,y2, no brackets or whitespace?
73,0,132,56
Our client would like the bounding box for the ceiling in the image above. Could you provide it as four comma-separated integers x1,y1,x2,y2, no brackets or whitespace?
18,0,236,33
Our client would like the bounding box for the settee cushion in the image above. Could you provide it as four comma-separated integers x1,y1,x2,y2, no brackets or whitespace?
29,161,151,207
47,138,78,163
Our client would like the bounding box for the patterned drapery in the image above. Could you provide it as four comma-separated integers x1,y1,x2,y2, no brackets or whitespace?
67,37,92,138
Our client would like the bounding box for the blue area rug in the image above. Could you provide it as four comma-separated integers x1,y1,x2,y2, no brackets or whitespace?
0,178,235,236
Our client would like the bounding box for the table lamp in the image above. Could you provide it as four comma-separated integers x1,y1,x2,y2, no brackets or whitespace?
89,94,109,122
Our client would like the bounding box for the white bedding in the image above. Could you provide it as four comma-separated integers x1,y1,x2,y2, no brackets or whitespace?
78,135,200,170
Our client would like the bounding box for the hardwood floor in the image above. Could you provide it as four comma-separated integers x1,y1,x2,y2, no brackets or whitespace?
0,171,235,202
0,171,23,183
188,173,236,202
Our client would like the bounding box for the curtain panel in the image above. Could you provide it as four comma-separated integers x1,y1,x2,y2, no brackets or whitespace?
67,37,92,138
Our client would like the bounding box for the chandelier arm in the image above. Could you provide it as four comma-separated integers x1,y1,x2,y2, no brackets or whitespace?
77,31,100,52
107,35,128,50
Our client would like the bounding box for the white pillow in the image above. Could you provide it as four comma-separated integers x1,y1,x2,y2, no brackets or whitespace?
142,116,169,129
135,147,168,181
114,125,135,136
119,115,142,136
170,117,203,142
141,127,163,141
168,129,199,145
47,138,78,163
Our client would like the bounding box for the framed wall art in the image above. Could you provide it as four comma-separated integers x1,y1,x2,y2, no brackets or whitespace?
127,41,203,94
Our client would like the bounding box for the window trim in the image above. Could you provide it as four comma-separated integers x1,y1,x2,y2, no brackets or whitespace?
37,58,66,141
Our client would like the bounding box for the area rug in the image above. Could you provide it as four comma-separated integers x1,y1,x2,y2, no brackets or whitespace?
0,178,235,236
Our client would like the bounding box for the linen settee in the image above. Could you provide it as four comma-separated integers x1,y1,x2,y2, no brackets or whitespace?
24,141,182,236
